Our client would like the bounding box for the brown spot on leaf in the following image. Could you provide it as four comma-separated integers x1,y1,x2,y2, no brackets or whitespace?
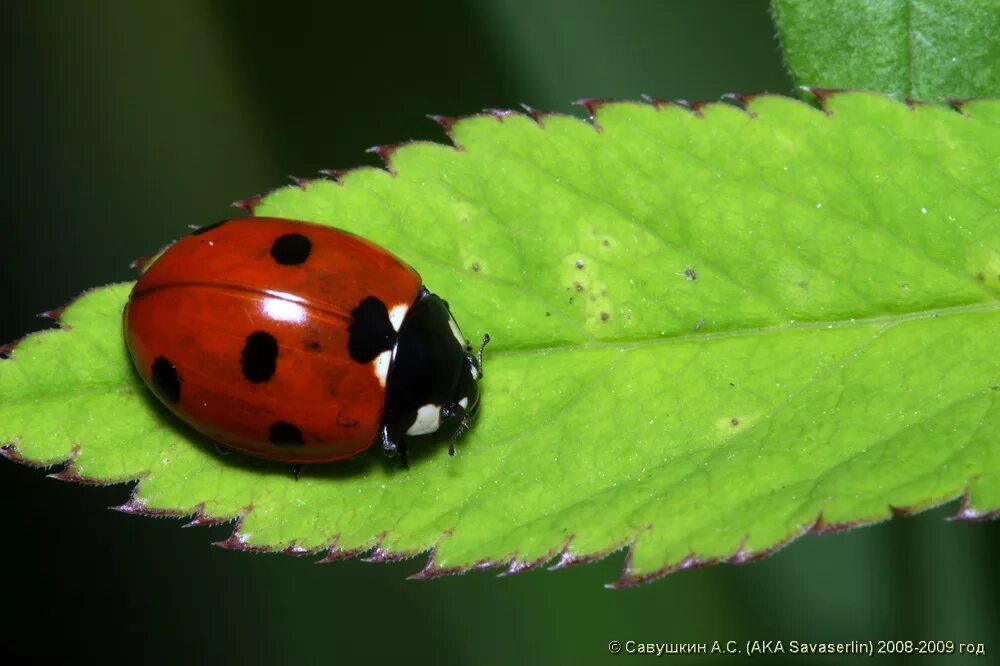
730,417,740,427
600,312,610,321
470,262,481,272
684,268,697,281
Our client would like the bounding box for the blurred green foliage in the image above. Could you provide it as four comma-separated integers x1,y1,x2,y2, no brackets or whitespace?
2,1,996,663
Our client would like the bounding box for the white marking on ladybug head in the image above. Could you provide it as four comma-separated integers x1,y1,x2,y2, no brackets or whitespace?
448,318,465,346
470,364,479,380
373,350,392,388
407,403,442,436
388,303,409,332
458,396,469,410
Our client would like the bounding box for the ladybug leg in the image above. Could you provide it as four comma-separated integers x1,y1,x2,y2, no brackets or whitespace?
291,464,304,481
380,425,409,469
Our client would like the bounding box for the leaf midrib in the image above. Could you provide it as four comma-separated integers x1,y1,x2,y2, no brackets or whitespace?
489,299,999,357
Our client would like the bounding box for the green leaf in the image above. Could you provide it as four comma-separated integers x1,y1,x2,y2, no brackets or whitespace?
2,93,999,586
772,0,1000,100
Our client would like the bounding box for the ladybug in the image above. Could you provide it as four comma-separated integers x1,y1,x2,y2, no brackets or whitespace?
123,217,487,471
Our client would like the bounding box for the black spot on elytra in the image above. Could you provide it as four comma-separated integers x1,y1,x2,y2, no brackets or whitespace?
348,296,396,363
151,356,181,403
271,233,312,265
241,331,278,382
269,421,304,447
191,220,228,236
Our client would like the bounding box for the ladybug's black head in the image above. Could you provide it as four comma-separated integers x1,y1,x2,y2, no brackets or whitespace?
381,290,487,456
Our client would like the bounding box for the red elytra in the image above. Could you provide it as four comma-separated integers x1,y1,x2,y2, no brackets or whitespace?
124,217,484,465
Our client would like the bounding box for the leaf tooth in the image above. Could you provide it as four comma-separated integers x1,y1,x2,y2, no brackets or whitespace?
427,113,458,128
281,542,319,556
497,550,561,577
182,502,228,528
40,446,91,483
0,444,27,464
572,97,616,130
129,255,152,271
888,503,914,517
318,168,352,184
610,549,725,590
0,339,19,360
47,467,97,485
640,94,667,109
672,98,709,117
798,85,859,113
949,486,1000,522
548,541,623,571
231,193,263,215
362,537,421,563
364,143,407,175
37,306,66,325
111,493,185,518
808,510,874,535
483,107,517,121
288,175,312,189
427,113,475,153
214,528,271,553
517,103,546,126
408,555,498,580
315,538,370,564
945,98,973,115
720,92,760,117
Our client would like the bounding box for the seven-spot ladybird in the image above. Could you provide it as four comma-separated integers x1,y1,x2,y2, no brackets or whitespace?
123,217,487,469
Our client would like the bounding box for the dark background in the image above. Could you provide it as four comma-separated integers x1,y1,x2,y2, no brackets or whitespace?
2,1,996,663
